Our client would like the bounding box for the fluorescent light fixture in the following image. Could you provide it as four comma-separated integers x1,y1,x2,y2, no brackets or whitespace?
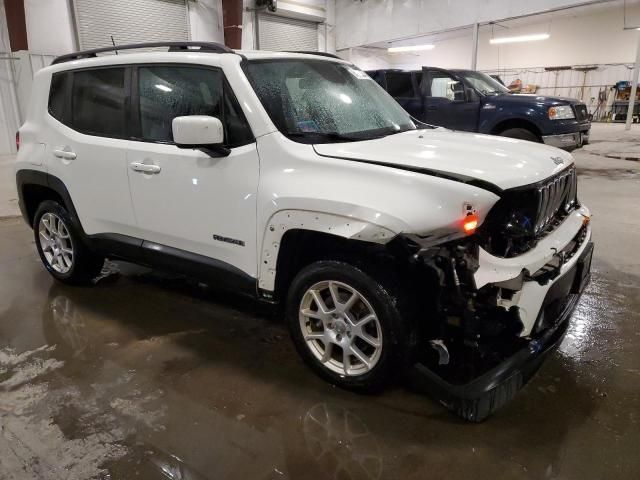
490,33,550,44
155,84,172,92
388,44,435,53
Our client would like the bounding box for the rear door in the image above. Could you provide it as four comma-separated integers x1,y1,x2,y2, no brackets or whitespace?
421,67,479,131
43,67,137,236
384,71,422,120
125,64,259,278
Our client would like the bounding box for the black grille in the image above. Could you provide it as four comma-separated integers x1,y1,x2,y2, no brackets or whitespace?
573,104,589,122
480,166,578,257
533,165,578,234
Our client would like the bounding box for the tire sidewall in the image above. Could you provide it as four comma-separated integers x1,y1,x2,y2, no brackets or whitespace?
499,128,540,142
286,260,412,391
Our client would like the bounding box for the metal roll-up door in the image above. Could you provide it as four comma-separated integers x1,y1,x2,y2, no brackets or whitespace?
257,14,318,51
74,0,189,50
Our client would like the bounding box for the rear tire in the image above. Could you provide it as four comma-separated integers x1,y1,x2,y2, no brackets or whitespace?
33,200,104,285
499,128,540,143
286,260,415,392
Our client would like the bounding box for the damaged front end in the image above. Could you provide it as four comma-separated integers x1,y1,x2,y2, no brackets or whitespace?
393,167,593,421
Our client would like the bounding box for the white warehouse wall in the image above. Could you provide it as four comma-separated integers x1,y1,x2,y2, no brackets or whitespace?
335,0,618,50
341,4,640,71
24,0,77,55
388,5,640,70
188,0,225,44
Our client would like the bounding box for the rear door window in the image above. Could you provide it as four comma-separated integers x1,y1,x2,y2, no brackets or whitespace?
385,72,415,98
70,68,127,137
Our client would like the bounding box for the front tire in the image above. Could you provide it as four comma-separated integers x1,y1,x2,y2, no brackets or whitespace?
499,128,540,142
33,200,104,285
286,260,415,392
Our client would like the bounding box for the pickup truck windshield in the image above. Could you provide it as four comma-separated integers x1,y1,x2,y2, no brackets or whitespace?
245,59,416,143
462,71,510,96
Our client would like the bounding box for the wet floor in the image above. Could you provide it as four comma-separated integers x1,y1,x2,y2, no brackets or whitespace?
1,166,640,479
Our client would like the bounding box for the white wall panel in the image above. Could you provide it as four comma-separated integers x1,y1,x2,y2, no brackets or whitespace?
188,0,225,43
336,0,618,50
24,0,77,54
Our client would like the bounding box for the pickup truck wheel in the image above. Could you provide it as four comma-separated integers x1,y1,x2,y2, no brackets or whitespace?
34,200,104,285
499,128,540,143
286,260,414,392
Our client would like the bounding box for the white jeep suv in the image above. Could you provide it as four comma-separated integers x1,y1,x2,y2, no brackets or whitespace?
15,42,593,421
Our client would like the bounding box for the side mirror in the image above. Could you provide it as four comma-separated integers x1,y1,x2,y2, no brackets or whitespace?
172,115,229,157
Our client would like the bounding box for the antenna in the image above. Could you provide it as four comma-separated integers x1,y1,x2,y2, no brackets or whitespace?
111,36,118,55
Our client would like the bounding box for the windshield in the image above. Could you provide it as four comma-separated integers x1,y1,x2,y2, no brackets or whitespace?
462,71,510,96
245,59,416,143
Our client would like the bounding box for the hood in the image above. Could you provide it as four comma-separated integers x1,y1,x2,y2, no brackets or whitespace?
493,93,583,106
313,129,574,191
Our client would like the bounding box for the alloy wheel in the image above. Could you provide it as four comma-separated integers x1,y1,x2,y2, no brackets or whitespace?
38,212,74,274
299,280,383,376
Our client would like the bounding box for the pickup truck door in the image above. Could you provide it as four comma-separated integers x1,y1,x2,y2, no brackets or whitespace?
420,68,480,131
383,71,423,120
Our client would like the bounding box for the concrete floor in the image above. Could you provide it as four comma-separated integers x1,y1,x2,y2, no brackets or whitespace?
1,124,639,479
0,154,20,218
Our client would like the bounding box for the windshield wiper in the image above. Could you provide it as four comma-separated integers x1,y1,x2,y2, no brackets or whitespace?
285,131,363,143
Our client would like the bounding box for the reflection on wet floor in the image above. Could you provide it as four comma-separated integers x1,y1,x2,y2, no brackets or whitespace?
1,207,640,479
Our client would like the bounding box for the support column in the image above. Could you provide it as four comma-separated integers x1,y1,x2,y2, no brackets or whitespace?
625,32,640,130
4,0,28,51
222,0,243,49
470,22,479,70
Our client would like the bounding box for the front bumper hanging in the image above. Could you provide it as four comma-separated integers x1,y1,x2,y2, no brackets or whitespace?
414,240,594,422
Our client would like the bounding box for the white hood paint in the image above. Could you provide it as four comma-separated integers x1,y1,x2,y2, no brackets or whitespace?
313,129,574,190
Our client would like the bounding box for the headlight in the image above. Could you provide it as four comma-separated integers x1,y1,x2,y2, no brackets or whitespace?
548,105,575,120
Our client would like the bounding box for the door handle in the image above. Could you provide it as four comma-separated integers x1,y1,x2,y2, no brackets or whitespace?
130,162,161,174
53,149,77,160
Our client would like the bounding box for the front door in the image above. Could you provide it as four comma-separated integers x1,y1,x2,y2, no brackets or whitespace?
126,65,259,278
421,68,480,131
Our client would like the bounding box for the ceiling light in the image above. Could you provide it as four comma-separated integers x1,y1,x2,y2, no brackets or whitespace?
490,33,550,44
387,44,435,53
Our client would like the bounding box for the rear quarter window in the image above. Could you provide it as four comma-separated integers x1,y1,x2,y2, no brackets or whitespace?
48,73,70,123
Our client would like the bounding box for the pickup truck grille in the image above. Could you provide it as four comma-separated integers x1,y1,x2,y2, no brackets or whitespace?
480,165,579,257
573,103,589,122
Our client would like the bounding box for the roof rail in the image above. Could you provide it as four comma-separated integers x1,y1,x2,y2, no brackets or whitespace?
52,42,234,65
285,51,342,60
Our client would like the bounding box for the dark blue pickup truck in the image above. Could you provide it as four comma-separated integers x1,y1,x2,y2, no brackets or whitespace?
367,68,591,151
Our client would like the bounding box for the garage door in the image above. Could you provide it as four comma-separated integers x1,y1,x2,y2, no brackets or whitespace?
257,13,318,51
74,0,189,50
